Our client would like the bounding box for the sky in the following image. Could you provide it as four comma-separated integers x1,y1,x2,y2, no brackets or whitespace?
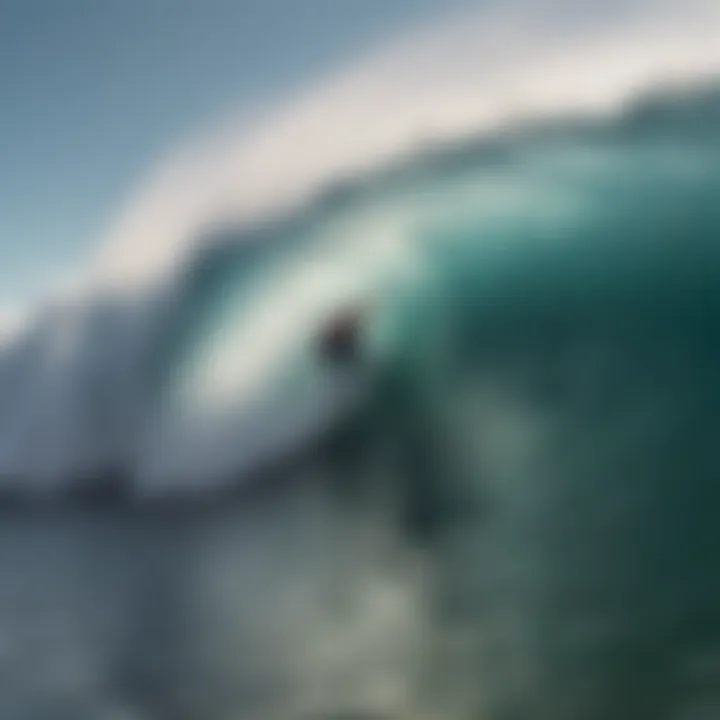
0,0,477,312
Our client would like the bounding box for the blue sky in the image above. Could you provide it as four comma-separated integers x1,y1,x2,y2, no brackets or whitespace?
0,0,476,309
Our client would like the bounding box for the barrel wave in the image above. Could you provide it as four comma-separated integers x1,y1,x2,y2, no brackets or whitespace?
2,40,720,719
3,81,720,496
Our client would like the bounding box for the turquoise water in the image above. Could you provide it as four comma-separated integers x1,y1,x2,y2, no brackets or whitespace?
165,84,720,718
2,84,720,719
153,85,720,492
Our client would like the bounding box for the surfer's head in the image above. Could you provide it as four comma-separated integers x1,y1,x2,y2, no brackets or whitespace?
317,306,364,367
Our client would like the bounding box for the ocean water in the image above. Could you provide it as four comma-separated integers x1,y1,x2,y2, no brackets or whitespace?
3,83,720,718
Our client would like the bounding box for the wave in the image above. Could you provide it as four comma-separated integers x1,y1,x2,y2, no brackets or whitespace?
0,75,718,498
7,7,720,719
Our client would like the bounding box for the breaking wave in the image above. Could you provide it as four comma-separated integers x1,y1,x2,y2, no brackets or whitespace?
2,75,720,498
5,6,720,718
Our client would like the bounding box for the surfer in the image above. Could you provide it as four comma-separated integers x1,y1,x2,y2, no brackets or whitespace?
317,305,364,366
316,301,455,543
